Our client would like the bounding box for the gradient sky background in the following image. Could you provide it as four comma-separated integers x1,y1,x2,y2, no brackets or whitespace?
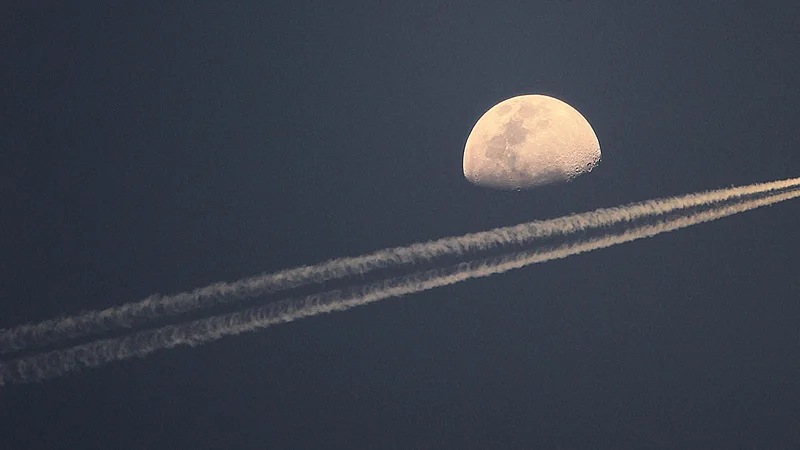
2,2,800,448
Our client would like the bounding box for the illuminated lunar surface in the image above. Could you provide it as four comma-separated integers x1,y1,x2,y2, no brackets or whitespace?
463,94,601,189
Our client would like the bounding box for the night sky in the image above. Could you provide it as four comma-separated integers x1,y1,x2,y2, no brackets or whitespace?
3,2,800,448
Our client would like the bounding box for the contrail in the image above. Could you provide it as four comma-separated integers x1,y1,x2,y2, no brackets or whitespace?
1,187,797,386
1,177,799,355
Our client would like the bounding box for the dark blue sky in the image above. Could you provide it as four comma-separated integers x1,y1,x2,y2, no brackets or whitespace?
2,1,800,448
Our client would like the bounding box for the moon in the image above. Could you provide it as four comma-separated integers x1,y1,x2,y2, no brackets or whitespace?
463,94,601,190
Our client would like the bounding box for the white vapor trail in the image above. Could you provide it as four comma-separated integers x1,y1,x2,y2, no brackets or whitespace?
1,177,799,355
1,186,797,386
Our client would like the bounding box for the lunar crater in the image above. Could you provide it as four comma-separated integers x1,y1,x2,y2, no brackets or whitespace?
463,94,600,189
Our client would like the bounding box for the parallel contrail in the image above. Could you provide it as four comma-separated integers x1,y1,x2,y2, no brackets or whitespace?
1,187,797,386
2,177,799,355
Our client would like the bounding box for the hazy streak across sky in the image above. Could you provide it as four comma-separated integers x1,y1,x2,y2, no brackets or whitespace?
0,185,798,386
1,176,800,356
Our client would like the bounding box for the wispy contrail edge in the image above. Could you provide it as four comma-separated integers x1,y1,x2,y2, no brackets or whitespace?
1,186,797,386
1,177,798,354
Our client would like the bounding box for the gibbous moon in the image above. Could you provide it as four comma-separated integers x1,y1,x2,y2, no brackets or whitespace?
463,94,601,190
